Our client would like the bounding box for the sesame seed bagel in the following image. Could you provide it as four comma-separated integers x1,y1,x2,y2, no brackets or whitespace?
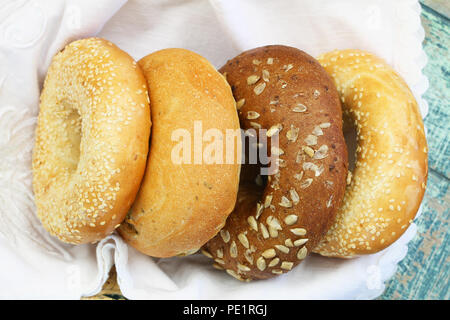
313,49,428,257
118,48,241,258
32,38,151,244
203,45,348,280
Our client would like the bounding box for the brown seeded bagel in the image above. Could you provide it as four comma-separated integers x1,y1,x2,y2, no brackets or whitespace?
313,49,428,257
32,38,151,244
203,45,348,280
118,48,241,258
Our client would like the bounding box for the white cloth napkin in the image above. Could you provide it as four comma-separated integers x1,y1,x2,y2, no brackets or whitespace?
0,0,428,299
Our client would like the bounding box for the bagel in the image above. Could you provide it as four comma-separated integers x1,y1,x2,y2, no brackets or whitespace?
118,48,241,257
203,45,348,280
32,38,151,244
313,49,428,257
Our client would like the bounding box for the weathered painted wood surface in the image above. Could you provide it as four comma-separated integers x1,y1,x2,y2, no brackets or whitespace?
86,2,450,300
379,2,449,300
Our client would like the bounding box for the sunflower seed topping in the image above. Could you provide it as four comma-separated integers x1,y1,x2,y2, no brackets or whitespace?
250,122,261,129
290,228,307,236
260,223,269,239
294,238,309,246
267,216,282,230
313,145,329,159
285,238,294,247
256,257,267,271
244,249,254,265
297,247,308,260
303,162,318,172
247,75,260,85
254,82,266,95
320,122,331,128
286,125,299,142
269,227,279,238
230,240,238,258
256,202,264,219
292,104,307,112
303,146,315,158
267,123,283,137
275,245,290,254
272,269,283,275
305,135,318,145
264,195,273,208
269,258,280,267
271,146,284,156
216,249,223,258
201,249,213,258
247,216,258,232
262,69,270,82
294,171,304,181
284,214,298,225
326,195,333,208
300,178,313,189
312,125,324,136
236,98,245,110
226,269,243,280
220,229,230,243
262,248,276,259
237,263,251,272
238,232,250,248
279,196,292,208
267,57,274,64
289,188,300,204
247,111,260,120
281,261,294,270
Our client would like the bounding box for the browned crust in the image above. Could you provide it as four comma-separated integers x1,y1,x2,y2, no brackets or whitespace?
32,38,151,244
313,49,428,257
203,45,348,280
118,48,241,257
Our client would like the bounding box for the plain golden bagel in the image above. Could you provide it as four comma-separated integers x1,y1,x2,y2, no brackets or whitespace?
203,45,348,280
32,38,151,244
313,49,428,257
118,48,241,258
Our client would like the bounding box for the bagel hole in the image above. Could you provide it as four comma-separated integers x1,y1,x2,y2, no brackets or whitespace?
343,112,357,172
64,102,82,172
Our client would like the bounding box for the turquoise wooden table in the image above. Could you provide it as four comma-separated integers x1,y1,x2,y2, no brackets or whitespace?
87,1,450,300
379,1,449,300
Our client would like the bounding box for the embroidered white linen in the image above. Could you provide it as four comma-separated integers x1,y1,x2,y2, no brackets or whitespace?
0,0,428,299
